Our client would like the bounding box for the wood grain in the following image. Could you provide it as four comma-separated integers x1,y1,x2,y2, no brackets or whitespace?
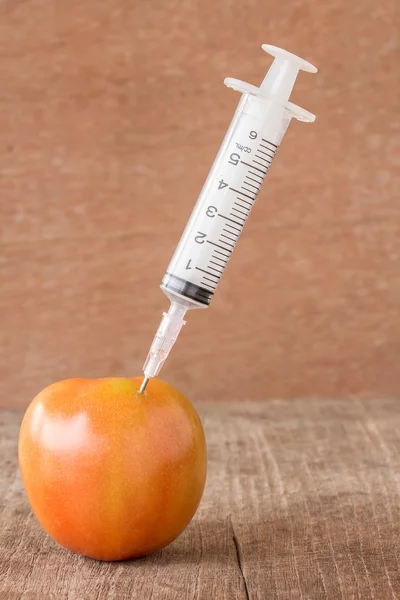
0,0,399,407
2,399,400,599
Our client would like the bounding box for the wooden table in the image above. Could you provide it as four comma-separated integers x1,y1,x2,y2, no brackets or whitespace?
1,399,400,599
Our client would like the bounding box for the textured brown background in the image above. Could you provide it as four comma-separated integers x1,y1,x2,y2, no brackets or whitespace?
1,0,399,407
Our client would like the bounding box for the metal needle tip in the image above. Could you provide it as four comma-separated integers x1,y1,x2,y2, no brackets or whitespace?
139,377,150,394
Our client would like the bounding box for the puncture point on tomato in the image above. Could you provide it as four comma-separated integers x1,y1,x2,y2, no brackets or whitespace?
139,376,150,394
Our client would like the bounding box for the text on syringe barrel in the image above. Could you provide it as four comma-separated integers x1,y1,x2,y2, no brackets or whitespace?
161,94,291,306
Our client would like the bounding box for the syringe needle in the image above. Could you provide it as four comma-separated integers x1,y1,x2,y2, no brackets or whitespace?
139,302,187,391
139,377,150,394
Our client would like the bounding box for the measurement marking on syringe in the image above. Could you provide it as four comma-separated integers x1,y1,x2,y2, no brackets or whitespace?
213,252,229,264
198,276,216,289
218,214,242,228
208,264,224,275
252,160,268,171
207,240,231,254
234,209,249,220
261,139,278,148
210,260,225,270
195,267,219,280
219,233,235,249
242,187,255,197
211,252,227,262
234,201,250,211
222,230,237,242
222,226,238,237
224,222,241,233
242,182,258,192
243,181,259,192
231,207,248,218
232,203,248,213
214,248,229,258
229,188,255,201
211,261,227,272
255,154,272,165
245,177,261,188
257,148,274,157
241,161,266,174
236,197,252,207
221,238,236,249
254,161,270,172
259,145,276,155
248,170,264,181
209,267,224,278
254,162,270,172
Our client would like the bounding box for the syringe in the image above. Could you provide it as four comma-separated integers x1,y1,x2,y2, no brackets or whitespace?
139,44,317,393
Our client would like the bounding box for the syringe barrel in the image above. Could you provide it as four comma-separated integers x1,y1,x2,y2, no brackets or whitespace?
161,93,292,308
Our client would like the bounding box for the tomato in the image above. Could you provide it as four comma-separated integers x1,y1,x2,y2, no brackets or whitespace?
18,377,207,561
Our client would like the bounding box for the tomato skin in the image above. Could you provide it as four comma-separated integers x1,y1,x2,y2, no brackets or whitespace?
18,377,207,561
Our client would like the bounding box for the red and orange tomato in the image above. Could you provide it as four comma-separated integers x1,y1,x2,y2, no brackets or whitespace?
18,377,207,561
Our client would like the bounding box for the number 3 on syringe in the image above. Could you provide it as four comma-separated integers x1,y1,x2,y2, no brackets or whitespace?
206,206,217,218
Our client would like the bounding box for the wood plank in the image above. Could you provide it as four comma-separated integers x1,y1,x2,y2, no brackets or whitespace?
2,399,400,598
